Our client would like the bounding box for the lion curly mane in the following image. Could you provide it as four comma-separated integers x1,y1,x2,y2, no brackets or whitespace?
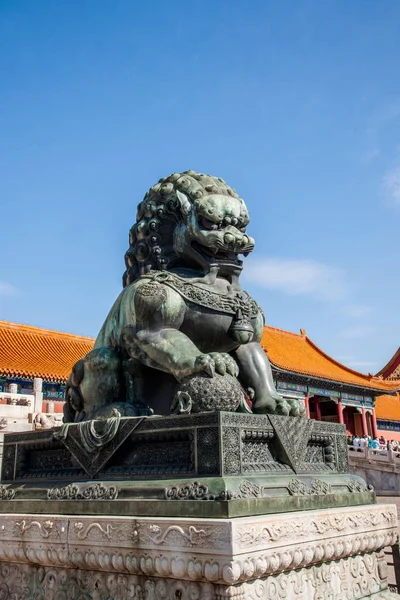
123,170,245,287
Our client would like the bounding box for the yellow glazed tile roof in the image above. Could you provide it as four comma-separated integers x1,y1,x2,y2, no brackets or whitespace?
0,320,94,382
261,326,399,393
376,347,400,379
375,394,400,420
0,319,398,394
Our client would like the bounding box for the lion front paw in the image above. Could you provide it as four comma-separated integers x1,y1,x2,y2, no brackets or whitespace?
194,353,239,378
275,397,307,418
252,394,307,417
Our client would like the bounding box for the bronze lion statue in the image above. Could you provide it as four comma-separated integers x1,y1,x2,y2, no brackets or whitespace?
64,171,305,422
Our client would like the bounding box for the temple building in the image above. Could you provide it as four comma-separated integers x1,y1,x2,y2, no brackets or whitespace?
261,327,399,439
0,321,93,416
374,348,400,440
0,320,398,437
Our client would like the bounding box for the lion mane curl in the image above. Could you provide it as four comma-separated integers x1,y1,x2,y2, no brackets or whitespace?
123,170,248,286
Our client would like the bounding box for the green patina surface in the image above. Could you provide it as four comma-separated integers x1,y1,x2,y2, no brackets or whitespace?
0,489,375,519
64,171,306,423
0,413,373,518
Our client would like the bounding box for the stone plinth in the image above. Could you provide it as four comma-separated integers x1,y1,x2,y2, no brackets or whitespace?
0,413,398,598
0,413,374,518
0,503,398,598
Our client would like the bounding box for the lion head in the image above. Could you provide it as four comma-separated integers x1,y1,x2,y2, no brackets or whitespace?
123,171,255,286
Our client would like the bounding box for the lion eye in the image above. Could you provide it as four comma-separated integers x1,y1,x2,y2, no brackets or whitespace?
200,217,218,231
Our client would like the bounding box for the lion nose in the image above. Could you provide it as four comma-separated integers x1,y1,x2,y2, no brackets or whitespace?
224,232,249,248
224,233,236,245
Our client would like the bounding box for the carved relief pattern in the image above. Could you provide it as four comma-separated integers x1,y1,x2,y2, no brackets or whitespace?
164,477,337,501
241,430,277,473
287,478,332,496
60,417,144,478
304,442,324,463
242,441,272,466
3,429,57,444
15,519,55,539
147,524,211,546
15,439,83,480
309,478,331,495
143,271,259,317
106,438,194,478
137,521,229,551
223,428,241,475
74,521,117,540
47,482,118,500
216,552,390,600
29,449,74,471
1,445,15,480
196,427,220,475
3,414,350,483
0,505,395,586
223,413,272,429
10,518,67,541
127,440,193,474
347,478,368,493
287,478,308,495
164,481,211,500
71,520,137,543
0,552,395,600
0,563,217,600
234,480,263,499
0,485,15,500
336,433,350,472
268,415,314,472
235,506,397,551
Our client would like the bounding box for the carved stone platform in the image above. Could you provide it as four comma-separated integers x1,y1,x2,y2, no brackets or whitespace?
0,413,374,517
0,413,398,598
0,503,397,599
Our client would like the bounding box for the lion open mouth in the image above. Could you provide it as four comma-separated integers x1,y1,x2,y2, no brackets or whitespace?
191,241,244,265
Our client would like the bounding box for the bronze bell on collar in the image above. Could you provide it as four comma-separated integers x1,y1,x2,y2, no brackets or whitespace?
228,308,254,344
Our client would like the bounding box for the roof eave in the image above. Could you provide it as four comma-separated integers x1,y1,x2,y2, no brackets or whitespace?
376,347,400,378
0,371,66,385
272,365,399,396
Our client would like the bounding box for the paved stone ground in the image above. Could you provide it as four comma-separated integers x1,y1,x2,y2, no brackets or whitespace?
377,496,400,592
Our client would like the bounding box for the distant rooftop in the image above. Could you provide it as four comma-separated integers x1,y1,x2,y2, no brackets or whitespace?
0,320,94,382
376,347,400,381
261,326,399,394
1,319,398,395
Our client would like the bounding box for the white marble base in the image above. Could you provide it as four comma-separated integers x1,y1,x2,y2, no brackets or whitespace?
0,556,398,599
0,503,398,598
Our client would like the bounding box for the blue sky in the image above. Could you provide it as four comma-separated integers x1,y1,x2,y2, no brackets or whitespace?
1,0,400,374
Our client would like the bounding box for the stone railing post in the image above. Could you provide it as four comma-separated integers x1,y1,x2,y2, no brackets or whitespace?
33,378,43,414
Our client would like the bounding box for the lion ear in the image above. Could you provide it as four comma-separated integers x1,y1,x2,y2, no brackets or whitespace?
176,189,192,217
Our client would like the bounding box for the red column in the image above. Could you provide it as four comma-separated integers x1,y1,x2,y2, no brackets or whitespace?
361,408,368,437
370,409,379,439
314,397,322,421
304,395,310,419
337,399,344,424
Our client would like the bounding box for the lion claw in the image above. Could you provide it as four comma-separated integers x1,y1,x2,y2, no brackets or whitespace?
195,355,215,378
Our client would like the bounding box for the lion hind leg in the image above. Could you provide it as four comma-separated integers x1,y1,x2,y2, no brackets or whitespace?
65,348,122,421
